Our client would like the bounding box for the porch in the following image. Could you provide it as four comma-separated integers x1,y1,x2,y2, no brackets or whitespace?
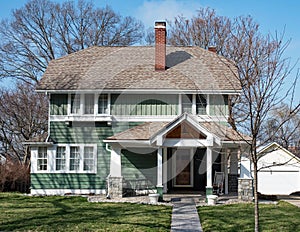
104,114,246,198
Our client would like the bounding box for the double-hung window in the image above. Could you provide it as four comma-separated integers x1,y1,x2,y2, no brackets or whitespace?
56,146,66,171
71,94,80,114
84,94,94,114
98,94,108,114
182,94,192,113
196,94,207,115
83,146,95,171
37,147,48,171
70,146,80,171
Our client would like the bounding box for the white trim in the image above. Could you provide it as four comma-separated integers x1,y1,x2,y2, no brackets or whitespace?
162,139,209,147
103,140,152,147
37,89,242,94
31,144,97,174
50,115,112,122
163,148,168,193
192,94,196,115
157,147,163,187
109,147,121,177
206,94,210,115
30,189,106,196
206,147,213,188
178,94,182,115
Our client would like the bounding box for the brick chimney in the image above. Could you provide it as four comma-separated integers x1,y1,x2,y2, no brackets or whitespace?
155,21,166,71
208,46,217,53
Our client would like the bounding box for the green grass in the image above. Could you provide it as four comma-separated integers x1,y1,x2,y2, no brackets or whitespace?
198,201,300,232
0,193,172,231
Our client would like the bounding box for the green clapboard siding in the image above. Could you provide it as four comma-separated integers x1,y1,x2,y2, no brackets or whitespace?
32,121,142,190
121,149,157,188
111,94,178,116
209,94,229,116
31,173,105,189
50,94,68,115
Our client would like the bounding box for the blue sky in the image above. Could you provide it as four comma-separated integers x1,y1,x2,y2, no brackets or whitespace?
0,0,299,99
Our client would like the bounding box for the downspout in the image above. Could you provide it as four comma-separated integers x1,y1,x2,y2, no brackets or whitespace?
45,92,51,143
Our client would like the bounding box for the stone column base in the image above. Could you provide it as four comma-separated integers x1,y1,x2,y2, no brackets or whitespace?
238,178,253,201
107,176,123,198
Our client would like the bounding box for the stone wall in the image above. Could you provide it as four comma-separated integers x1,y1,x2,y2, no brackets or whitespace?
238,178,253,201
107,176,123,198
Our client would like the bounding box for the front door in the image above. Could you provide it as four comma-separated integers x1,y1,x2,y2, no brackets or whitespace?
173,149,193,187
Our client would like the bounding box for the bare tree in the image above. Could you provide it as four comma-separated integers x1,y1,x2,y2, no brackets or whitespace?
263,103,300,151
169,9,299,232
0,83,48,166
0,0,144,84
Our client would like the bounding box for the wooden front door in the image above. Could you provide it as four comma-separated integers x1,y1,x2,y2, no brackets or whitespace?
173,149,193,187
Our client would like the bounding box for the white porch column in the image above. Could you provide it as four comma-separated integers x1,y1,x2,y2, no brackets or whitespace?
224,149,229,194
110,147,121,177
157,147,163,187
156,147,164,200
163,148,168,193
206,146,213,188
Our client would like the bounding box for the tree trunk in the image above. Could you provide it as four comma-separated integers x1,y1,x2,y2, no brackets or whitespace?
253,161,259,232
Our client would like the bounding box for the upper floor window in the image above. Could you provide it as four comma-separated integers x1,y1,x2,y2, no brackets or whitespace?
98,94,108,114
196,95,207,115
37,147,47,171
182,94,192,114
84,94,94,114
71,94,80,114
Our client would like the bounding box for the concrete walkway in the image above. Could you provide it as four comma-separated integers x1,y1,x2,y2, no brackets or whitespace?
279,195,300,207
170,197,203,232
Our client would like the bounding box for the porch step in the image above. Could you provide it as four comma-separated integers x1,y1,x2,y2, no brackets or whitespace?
171,197,203,232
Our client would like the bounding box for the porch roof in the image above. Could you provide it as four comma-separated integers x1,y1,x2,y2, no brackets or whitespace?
106,115,251,143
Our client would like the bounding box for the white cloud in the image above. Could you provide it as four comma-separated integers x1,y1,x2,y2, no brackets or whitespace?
135,0,203,29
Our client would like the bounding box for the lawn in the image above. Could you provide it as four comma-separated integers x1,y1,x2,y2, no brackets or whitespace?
0,193,172,231
198,201,300,232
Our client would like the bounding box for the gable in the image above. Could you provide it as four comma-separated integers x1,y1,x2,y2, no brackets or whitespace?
165,121,207,139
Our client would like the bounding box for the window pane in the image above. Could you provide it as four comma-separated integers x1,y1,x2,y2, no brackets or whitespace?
37,147,47,171
98,94,108,114
84,146,94,171
56,146,66,171
84,94,94,114
182,94,192,113
70,146,80,171
71,94,80,114
196,94,207,115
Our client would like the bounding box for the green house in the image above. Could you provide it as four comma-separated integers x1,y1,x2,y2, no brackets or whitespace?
27,21,249,198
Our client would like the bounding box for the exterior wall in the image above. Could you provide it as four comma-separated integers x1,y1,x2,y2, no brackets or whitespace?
111,94,178,116
31,121,142,193
257,147,300,195
121,149,157,191
49,93,229,118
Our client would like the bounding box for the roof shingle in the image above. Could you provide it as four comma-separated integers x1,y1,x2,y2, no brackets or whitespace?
37,46,240,92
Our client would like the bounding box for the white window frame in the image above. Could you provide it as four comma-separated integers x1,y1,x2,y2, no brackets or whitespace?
37,147,48,172
55,146,67,171
67,93,110,116
51,144,97,174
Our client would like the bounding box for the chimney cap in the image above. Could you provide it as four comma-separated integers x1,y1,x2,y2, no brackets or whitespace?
155,21,166,28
